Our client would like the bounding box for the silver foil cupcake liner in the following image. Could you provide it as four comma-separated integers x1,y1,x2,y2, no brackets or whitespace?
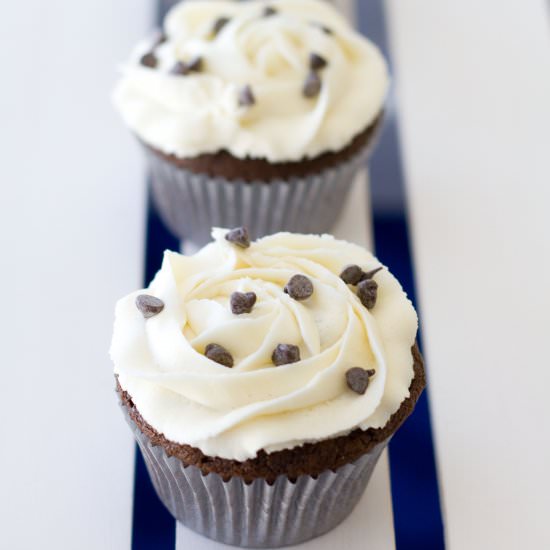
144,137,378,246
124,407,389,548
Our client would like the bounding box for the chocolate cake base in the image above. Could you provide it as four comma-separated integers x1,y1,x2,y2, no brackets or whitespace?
118,344,425,484
146,113,384,182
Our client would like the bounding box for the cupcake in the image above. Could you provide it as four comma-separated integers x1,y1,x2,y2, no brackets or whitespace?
113,0,389,245
111,228,425,547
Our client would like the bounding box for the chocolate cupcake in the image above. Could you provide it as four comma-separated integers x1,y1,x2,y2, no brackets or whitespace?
113,0,389,245
111,229,424,547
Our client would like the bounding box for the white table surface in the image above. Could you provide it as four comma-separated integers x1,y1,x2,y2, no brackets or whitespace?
1,1,549,549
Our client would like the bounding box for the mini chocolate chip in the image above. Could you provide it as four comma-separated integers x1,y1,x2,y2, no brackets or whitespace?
340,264,364,286
205,343,234,368
140,52,157,68
230,292,257,314
263,6,278,17
272,344,301,366
238,85,256,107
311,22,333,35
309,52,328,71
186,56,203,73
212,16,230,36
284,274,314,301
357,279,378,309
170,61,187,75
225,227,250,248
360,266,384,282
303,71,322,98
153,32,167,48
135,294,164,318
170,57,202,76
345,367,375,395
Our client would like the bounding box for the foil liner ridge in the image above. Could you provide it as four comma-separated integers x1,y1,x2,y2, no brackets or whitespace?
145,138,376,246
126,407,387,548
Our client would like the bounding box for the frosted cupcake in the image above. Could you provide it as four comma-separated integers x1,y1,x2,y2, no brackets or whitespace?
113,0,389,244
111,228,424,547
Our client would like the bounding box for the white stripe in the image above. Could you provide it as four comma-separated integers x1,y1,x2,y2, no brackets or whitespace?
0,1,153,549
388,0,550,548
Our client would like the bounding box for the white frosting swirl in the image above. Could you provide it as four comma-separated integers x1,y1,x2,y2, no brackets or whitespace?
113,0,389,162
111,230,418,461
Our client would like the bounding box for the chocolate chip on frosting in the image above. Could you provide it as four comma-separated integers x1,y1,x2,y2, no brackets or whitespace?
135,294,164,318
341,265,383,285
186,56,203,73
310,21,334,35
360,266,384,282
153,32,167,48
238,85,256,107
140,52,157,68
225,227,251,248
345,367,376,395
205,343,234,368
284,274,314,301
170,57,203,76
212,16,230,37
309,52,328,71
357,279,378,309
272,344,301,366
340,264,364,286
230,291,257,314
262,6,278,17
170,61,187,75
303,71,322,98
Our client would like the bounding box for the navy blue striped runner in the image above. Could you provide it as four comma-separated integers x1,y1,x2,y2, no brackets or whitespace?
132,188,178,550
359,2,445,549
132,3,180,548
132,1,445,548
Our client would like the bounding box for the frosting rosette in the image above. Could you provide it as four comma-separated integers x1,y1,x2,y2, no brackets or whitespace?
111,230,417,460
113,0,389,162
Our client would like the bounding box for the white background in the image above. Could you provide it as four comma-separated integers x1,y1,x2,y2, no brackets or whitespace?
1,1,549,549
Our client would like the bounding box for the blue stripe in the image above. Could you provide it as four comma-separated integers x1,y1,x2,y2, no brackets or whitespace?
132,188,178,550
132,187,180,550
131,1,180,547
357,2,446,548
